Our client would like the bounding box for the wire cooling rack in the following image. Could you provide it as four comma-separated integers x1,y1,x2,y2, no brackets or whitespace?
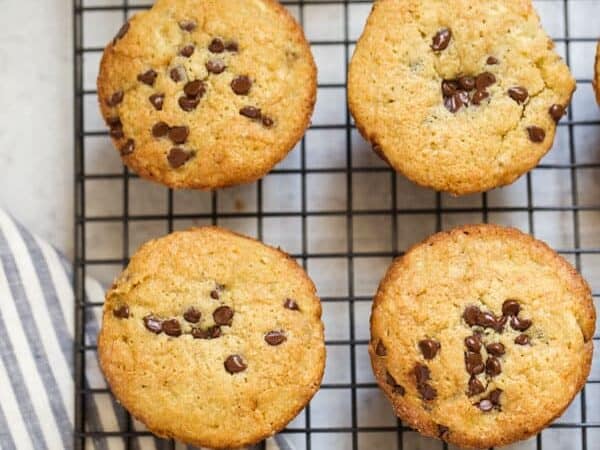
73,1,600,449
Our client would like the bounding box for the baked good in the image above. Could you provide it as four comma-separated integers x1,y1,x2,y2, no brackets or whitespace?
594,41,600,105
98,227,325,448
98,0,316,189
369,224,595,448
348,0,575,195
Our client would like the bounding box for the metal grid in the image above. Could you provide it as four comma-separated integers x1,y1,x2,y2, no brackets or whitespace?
73,0,600,449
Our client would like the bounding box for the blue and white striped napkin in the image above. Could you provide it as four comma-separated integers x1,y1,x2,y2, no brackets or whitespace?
0,209,291,450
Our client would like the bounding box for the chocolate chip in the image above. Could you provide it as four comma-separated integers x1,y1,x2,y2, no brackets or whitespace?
441,80,458,97
109,128,125,139
107,116,121,127
137,69,158,86
113,22,130,43
431,28,452,51
475,72,496,90
465,351,484,375
510,315,532,331
262,116,274,128
515,334,530,345
191,327,206,339
386,371,405,394
467,376,485,396
458,76,475,91
149,93,165,111
463,305,481,326
152,121,170,138
444,92,467,112
413,363,431,384
210,290,220,300
392,384,406,395
486,342,505,356
180,45,195,57
231,76,252,95
213,306,234,326
162,318,182,337
477,313,507,333
167,147,191,168
113,305,129,319
284,298,299,310
143,315,162,333
179,20,197,32
413,363,436,400
486,56,499,65
549,104,565,122
168,126,189,144
478,311,496,328
527,126,545,143
184,80,206,98
192,326,221,339
437,425,449,439
224,354,246,374
209,38,225,53
385,371,397,386
419,383,437,401
443,95,459,112
183,307,201,323
493,315,507,332
478,399,494,412
418,339,440,359
465,335,482,352
488,388,502,405
240,106,261,119
508,86,528,104
225,41,239,52
170,66,187,83
110,128,124,139
206,59,226,74
106,90,124,107
502,299,520,317
375,340,387,356
485,356,502,377
178,96,200,111
109,118,124,139
474,389,503,411
471,89,489,105
120,139,135,156
456,90,469,105
265,330,287,346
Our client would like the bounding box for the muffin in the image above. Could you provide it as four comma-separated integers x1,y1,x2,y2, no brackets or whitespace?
348,0,575,195
98,0,316,189
98,227,325,448
370,224,595,448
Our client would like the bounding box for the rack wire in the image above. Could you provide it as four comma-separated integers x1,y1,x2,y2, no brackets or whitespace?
73,0,600,449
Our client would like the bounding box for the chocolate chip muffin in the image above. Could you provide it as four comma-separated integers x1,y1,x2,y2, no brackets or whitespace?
594,41,600,105
98,0,316,189
98,227,325,448
370,224,595,448
348,0,575,195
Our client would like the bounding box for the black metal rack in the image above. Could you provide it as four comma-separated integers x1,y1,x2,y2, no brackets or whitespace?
73,1,599,449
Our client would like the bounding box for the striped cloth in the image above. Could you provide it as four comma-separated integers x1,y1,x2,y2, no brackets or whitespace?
0,209,290,450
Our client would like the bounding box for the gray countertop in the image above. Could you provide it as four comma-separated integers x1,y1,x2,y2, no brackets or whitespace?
0,0,74,257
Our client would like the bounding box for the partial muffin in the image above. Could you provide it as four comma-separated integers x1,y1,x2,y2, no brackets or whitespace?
98,0,316,189
98,227,325,449
348,0,575,195
595,41,600,104
370,224,595,449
